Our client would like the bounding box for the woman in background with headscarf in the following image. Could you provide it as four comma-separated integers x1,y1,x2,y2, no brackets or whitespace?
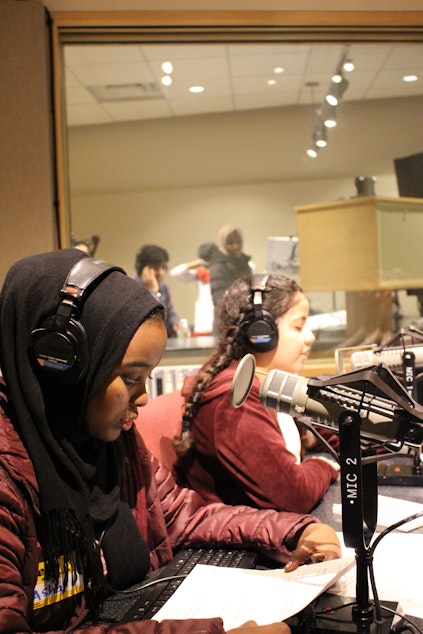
0,248,340,633
209,225,254,332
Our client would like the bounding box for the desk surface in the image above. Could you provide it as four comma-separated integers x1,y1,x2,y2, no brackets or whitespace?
312,472,422,532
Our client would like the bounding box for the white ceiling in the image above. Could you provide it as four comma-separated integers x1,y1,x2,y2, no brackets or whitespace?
64,41,423,127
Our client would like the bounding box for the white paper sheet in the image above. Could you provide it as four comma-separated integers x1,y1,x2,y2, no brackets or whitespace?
154,557,355,630
329,532,423,619
333,494,423,532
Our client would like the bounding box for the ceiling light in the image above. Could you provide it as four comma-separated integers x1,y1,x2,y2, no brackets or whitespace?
326,93,338,106
403,74,418,82
161,75,172,86
343,59,355,72
325,77,349,106
324,116,337,128
316,138,327,148
322,103,337,127
161,61,173,74
189,85,204,93
307,146,318,158
267,79,276,86
313,125,327,148
274,67,284,74
331,73,343,84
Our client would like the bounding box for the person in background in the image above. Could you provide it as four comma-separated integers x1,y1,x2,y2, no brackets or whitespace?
0,249,341,633
208,225,254,332
170,242,219,336
134,244,180,337
173,273,340,514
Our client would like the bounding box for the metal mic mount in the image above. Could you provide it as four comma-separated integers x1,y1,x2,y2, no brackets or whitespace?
336,328,423,485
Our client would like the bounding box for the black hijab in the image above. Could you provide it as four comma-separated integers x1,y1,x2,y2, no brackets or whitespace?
0,249,163,593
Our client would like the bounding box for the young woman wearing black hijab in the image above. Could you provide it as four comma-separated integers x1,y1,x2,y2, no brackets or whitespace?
0,248,340,633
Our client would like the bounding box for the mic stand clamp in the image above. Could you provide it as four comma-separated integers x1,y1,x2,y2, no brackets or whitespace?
377,350,423,486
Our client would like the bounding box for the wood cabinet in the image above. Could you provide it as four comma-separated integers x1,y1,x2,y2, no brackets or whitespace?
295,196,423,291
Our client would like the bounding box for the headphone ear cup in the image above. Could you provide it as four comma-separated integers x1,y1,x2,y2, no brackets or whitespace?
30,315,89,385
241,308,278,353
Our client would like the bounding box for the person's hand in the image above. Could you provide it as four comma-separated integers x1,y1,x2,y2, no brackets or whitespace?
226,621,291,633
141,265,159,292
284,522,341,572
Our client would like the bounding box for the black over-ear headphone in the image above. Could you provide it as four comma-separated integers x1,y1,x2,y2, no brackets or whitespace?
30,258,125,385
240,273,278,353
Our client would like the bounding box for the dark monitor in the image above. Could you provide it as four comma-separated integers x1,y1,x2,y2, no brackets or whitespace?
394,151,423,198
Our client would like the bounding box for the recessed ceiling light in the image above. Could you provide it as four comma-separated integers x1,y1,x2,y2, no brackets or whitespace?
403,74,418,82
161,75,172,86
267,79,276,86
162,61,173,74
189,85,204,93
274,67,284,74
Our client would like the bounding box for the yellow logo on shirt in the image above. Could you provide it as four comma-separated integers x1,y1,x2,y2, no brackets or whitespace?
33,556,84,610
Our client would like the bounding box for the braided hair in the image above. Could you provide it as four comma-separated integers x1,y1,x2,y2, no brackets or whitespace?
173,273,303,455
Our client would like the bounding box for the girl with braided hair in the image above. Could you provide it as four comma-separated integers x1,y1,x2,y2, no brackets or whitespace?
173,274,339,514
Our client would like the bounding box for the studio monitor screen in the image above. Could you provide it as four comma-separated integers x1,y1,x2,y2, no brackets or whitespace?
394,151,423,198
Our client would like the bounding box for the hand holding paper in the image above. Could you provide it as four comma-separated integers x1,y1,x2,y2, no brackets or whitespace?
285,522,342,571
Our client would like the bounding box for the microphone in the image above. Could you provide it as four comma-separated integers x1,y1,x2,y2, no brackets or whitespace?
350,344,423,370
230,354,423,447
260,370,396,436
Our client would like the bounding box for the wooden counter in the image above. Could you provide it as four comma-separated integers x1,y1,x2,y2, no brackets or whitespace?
296,196,423,291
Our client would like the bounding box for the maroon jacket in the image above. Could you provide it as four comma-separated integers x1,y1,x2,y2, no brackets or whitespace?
0,393,317,633
175,361,338,513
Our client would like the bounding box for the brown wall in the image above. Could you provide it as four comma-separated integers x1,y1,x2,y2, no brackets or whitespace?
0,0,57,285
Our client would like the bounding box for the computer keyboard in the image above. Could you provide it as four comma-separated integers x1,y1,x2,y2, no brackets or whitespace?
88,546,259,625
121,547,259,622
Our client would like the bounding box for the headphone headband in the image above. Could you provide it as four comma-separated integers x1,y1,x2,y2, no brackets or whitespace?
240,273,278,353
60,258,124,302
30,257,125,384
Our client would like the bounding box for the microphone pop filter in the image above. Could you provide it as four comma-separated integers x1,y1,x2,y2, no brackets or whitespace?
230,353,256,408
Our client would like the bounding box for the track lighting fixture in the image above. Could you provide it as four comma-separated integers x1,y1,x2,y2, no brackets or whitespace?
306,46,353,158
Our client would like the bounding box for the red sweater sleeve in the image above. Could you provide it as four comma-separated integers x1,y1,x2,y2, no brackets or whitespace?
184,370,338,514
153,454,318,564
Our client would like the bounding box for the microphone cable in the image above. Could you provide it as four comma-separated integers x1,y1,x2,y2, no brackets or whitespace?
292,604,316,633
368,509,423,627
